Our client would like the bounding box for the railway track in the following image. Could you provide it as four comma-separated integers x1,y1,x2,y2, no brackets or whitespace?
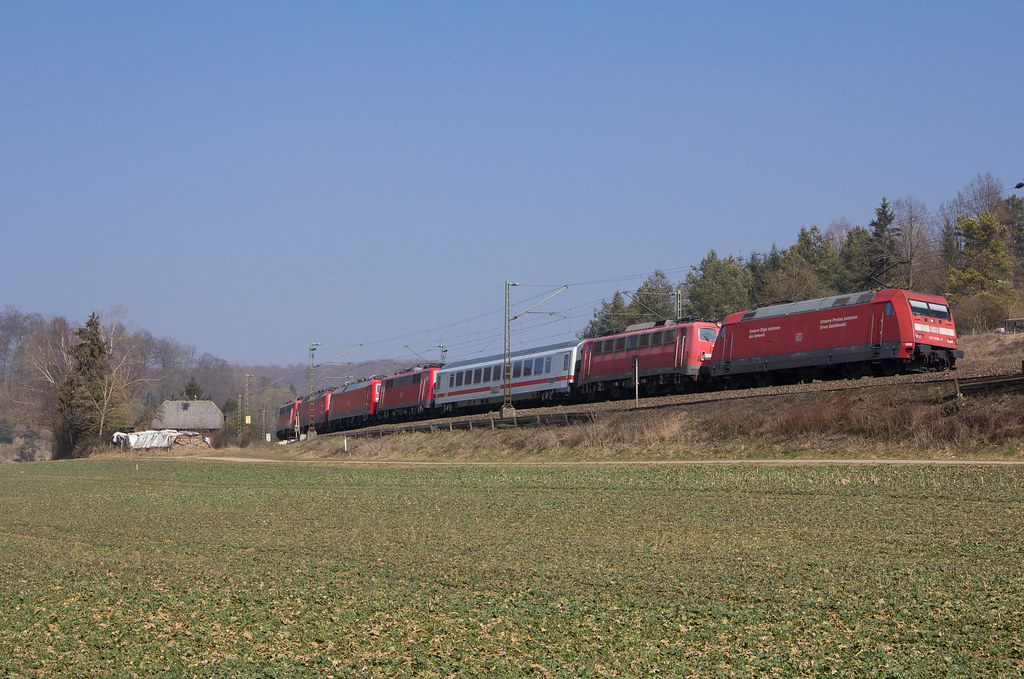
953,372,1024,398
326,410,595,440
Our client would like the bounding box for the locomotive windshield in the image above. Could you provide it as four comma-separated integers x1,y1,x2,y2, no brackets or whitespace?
909,299,951,321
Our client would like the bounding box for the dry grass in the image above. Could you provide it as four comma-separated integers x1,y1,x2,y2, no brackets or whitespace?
276,384,1023,463
958,330,1024,376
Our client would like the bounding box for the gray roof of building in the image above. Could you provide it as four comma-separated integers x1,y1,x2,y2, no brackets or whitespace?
152,400,225,430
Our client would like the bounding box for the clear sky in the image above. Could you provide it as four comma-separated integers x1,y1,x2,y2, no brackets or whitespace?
3,1,1021,367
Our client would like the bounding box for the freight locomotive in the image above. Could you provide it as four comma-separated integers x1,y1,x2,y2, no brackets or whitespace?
276,288,962,440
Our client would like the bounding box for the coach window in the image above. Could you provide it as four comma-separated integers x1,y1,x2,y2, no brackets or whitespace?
449,374,455,388
544,357,552,373
601,339,612,353
639,333,650,348
455,372,463,387
627,335,638,350
562,353,570,371
614,338,626,352
513,361,522,378
523,360,532,377
474,368,482,384
650,331,662,346
482,366,491,382
535,358,544,374
465,370,474,385
664,329,677,344
496,365,504,381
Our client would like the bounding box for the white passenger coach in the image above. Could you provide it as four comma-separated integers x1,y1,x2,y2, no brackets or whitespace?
434,341,583,412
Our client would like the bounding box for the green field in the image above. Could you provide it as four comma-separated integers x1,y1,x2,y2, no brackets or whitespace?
1,459,1022,677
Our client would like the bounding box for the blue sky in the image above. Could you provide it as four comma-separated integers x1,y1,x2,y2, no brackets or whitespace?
3,1,1021,366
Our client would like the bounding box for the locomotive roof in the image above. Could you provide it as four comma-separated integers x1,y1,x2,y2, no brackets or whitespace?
440,340,582,370
330,378,380,394
742,290,879,321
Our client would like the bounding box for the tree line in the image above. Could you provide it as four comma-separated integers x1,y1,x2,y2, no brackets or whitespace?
580,173,1023,338
0,307,303,458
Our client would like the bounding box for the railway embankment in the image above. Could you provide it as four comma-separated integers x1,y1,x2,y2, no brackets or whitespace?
129,332,1024,464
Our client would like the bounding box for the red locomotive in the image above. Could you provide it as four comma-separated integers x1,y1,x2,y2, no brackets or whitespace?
576,320,720,398
276,399,301,440
709,289,961,386
378,368,438,422
324,379,382,432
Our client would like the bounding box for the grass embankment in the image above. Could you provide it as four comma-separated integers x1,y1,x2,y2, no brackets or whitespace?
281,379,1024,463
2,460,1023,677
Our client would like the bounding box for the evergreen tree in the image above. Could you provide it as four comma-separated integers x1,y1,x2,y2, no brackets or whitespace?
948,211,1014,299
179,376,208,400
947,211,1017,331
745,246,785,307
56,312,132,456
685,250,751,320
835,225,874,292
868,197,901,286
1005,194,1024,288
578,271,681,339
627,270,677,323
788,226,839,291
578,291,629,339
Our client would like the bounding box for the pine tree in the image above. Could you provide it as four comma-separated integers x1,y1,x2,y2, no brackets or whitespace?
685,250,751,320
868,197,900,286
56,312,132,456
947,211,1017,331
578,292,629,339
179,376,207,400
948,211,1014,298
1005,194,1024,288
836,225,874,292
626,270,677,324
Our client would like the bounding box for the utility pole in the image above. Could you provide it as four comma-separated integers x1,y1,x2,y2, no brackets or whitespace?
308,341,320,397
503,282,568,417
243,374,250,434
503,281,517,414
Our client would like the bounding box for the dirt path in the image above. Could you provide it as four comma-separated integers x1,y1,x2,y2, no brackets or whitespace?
176,454,1024,466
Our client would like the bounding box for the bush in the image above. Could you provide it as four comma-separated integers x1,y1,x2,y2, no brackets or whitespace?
953,291,1016,333
0,420,13,445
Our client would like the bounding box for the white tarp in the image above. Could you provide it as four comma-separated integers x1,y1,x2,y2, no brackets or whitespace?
112,430,211,450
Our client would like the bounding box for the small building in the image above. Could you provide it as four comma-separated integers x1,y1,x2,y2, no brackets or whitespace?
152,400,224,433
1001,318,1024,333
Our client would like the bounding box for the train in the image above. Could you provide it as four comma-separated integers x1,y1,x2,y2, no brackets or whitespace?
276,288,963,440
